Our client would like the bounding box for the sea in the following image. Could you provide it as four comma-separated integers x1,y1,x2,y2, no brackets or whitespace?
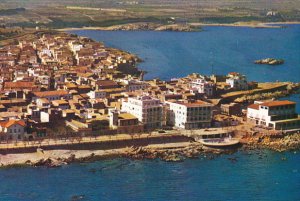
0,25,300,201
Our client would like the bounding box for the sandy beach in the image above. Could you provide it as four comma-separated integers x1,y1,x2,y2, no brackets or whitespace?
57,21,300,32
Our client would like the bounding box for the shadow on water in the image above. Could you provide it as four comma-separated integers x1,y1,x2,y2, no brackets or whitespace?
88,158,131,173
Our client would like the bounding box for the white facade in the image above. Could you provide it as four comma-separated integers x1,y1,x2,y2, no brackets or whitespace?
40,111,50,123
122,95,164,129
87,90,106,99
126,80,148,92
166,101,212,129
69,42,83,53
38,49,52,57
190,78,215,97
36,98,50,109
226,73,248,90
247,100,300,130
0,121,26,140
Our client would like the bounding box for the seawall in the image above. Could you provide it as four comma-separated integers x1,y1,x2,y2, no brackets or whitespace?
0,134,192,155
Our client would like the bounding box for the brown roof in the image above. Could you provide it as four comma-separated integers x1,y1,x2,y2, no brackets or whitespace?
52,100,69,105
33,90,69,98
119,113,137,120
261,100,295,107
176,100,211,107
96,80,118,87
4,81,37,90
248,104,260,110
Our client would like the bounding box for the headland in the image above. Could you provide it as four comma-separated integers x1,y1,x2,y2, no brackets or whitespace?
0,29,299,168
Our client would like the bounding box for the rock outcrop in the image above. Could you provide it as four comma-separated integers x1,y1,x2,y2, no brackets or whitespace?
121,143,226,162
242,133,300,152
254,58,284,65
32,157,67,167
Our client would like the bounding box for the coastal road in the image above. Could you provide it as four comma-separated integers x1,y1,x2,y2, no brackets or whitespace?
0,133,184,150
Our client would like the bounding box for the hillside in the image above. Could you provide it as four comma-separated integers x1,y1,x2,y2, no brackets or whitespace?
0,0,299,28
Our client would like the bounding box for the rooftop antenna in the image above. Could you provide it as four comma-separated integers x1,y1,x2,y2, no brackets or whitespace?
210,51,214,75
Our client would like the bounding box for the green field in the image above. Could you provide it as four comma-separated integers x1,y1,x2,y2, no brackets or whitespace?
0,0,299,28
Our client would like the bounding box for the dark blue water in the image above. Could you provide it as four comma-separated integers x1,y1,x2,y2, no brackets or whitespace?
0,150,299,201
1,26,300,201
71,25,300,82
70,26,300,111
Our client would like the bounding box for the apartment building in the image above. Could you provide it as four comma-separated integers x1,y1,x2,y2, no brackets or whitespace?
166,100,213,129
122,95,164,129
247,100,300,130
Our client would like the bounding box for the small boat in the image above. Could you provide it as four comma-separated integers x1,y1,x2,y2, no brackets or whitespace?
199,137,240,148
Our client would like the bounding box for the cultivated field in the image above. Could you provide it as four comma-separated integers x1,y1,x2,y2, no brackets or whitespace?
0,0,299,28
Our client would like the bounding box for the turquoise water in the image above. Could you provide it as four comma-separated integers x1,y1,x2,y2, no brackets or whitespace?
0,26,300,201
0,150,299,201
71,25,300,82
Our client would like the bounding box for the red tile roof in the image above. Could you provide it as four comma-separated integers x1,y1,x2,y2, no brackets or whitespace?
0,120,26,128
248,104,260,110
261,100,295,107
4,81,37,90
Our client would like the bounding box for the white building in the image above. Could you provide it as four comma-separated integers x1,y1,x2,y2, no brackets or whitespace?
122,80,148,92
87,90,106,99
266,11,278,16
166,100,213,129
190,78,216,97
226,72,248,90
122,95,164,129
0,120,26,140
38,49,52,57
247,100,300,130
68,42,83,53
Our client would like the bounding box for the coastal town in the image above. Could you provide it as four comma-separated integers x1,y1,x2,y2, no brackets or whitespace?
0,30,299,166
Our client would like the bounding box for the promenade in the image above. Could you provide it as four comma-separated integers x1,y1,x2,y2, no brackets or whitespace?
0,132,191,152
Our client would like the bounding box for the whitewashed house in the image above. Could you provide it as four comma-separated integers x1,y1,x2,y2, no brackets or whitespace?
190,78,216,97
0,120,26,141
226,72,248,90
87,90,107,99
247,100,300,130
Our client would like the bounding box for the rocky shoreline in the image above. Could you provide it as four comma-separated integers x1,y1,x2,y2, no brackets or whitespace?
10,143,229,168
242,133,300,152
2,133,300,168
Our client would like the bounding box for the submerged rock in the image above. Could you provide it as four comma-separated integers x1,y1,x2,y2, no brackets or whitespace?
70,195,85,201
